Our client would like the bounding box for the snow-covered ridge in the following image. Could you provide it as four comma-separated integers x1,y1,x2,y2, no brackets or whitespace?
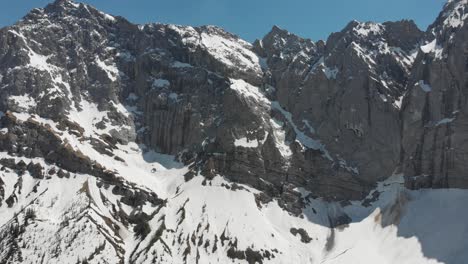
353,21,385,37
442,0,468,29
168,24,263,77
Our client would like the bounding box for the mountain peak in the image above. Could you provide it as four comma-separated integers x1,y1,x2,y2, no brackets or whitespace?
340,20,385,38
262,25,315,45
196,24,241,40
264,25,310,42
20,0,118,26
255,25,318,62
46,0,81,10
329,19,422,52
270,25,287,34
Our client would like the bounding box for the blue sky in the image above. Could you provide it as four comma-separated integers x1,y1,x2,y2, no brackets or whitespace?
1,0,447,42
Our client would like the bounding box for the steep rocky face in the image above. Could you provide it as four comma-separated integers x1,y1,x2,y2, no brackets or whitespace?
0,0,430,208
0,0,138,144
0,1,410,208
401,0,468,189
254,20,423,200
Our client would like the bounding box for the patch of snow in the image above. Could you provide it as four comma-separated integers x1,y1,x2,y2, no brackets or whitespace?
67,1,80,8
307,57,340,80
102,13,116,22
352,42,377,65
38,85,66,100
152,78,170,88
354,22,385,37
435,117,455,126
416,80,432,92
394,95,405,109
323,66,339,79
167,25,199,47
420,39,444,59
28,49,52,71
379,93,388,102
269,118,293,161
389,46,419,72
95,55,119,81
9,95,36,111
168,92,179,101
271,101,331,160
230,79,270,106
110,100,132,117
67,100,130,137
199,31,262,74
234,137,259,148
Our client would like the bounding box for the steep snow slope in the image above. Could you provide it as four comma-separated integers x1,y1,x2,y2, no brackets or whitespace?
1,112,467,264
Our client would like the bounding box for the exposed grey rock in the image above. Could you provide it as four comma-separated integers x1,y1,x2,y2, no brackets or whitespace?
401,0,468,189
0,0,466,211
253,20,422,200
290,227,312,243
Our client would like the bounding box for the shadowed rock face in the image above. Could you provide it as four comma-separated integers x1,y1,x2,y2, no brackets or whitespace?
1,0,468,211
401,0,468,189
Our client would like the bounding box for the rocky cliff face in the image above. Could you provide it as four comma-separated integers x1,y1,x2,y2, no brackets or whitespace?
402,0,468,189
253,20,423,202
0,0,465,209
1,0,468,263
0,0,426,207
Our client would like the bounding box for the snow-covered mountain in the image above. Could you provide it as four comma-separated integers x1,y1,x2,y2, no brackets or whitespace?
0,0,467,263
